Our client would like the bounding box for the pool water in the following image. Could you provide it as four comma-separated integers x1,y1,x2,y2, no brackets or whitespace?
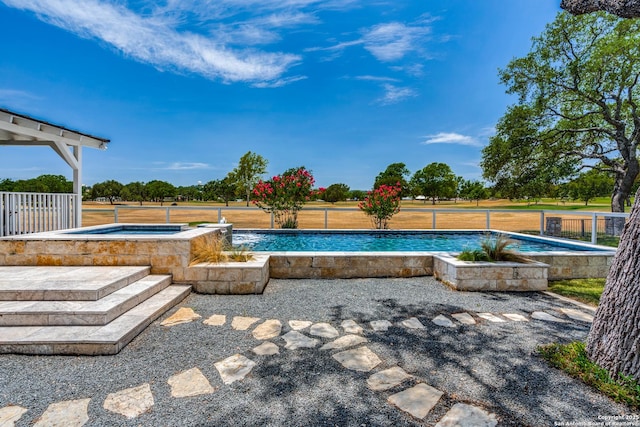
232,230,602,253
66,225,183,235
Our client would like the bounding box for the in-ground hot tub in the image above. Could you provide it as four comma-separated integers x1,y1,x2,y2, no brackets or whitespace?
0,223,231,282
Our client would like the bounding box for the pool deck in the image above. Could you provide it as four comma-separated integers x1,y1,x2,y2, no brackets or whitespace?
0,277,627,426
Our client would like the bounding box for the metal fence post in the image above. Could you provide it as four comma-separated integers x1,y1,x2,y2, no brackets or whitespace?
540,211,544,236
114,206,119,223
270,212,274,229
591,212,598,245
486,210,490,229
218,208,222,223
166,207,170,223
324,209,328,229
432,211,436,229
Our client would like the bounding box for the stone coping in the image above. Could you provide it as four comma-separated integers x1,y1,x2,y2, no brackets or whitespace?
1,223,208,241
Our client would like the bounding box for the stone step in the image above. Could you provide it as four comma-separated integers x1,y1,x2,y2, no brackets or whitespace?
0,275,172,326
0,266,151,301
0,285,191,355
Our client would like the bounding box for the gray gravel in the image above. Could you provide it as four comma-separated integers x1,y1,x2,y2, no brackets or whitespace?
0,277,634,426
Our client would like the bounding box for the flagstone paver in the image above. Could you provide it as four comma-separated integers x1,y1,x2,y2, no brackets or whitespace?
388,383,443,420
370,320,393,331
252,319,282,340
103,383,154,419
231,316,261,330
451,312,476,325
282,330,319,350
332,346,381,372
402,317,425,329
309,322,340,338
531,311,567,323
320,334,368,351
367,366,412,391
0,405,28,427
435,403,498,427
341,319,364,334
432,315,455,328
477,313,506,323
161,307,202,326
288,320,312,330
559,308,594,323
215,354,256,385
252,341,280,356
203,314,226,326
167,368,214,398
34,398,91,427
502,313,529,322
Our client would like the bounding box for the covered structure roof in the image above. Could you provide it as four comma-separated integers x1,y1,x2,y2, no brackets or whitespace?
0,107,111,227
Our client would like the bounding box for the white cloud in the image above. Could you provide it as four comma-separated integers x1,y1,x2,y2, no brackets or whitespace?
2,0,301,84
377,84,416,105
308,20,431,63
166,162,210,170
355,75,400,82
364,22,430,62
252,75,308,88
422,132,482,147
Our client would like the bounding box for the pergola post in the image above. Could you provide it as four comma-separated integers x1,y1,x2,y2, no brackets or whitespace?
73,145,82,227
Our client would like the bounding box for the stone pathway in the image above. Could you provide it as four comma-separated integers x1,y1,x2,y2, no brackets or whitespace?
1,305,593,425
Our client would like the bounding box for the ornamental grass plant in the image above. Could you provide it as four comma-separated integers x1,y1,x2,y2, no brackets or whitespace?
458,233,529,263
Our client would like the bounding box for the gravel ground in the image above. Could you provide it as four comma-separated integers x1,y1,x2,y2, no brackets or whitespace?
0,277,635,426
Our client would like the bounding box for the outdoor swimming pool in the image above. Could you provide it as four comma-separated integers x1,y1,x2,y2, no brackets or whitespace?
233,230,608,253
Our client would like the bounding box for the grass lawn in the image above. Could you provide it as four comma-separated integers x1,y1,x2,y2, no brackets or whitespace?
548,278,605,306
538,342,640,409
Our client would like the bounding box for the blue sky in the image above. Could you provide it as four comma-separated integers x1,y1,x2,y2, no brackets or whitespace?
0,0,560,190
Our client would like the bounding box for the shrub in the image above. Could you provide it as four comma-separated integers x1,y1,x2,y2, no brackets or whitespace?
358,183,402,229
252,167,323,229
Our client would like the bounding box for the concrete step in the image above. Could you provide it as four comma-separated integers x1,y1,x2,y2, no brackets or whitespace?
0,285,191,355
0,275,172,326
0,266,151,301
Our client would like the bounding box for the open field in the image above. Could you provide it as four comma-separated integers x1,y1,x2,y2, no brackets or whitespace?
82,198,616,232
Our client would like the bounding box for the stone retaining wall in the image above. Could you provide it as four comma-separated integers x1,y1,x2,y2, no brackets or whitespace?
268,253,434,279
526,253,614,280
433,255,548,291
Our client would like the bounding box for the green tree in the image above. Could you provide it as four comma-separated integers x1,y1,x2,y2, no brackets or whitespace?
348,190,367,201
568,169,614,205
91,180,123,204
0,178,14,191
120,181,146,205
232,151,268,207
459,180,489,207
549,3,640,383
323,183,350,204
482,12,640,216
203,175,237,206
145,180,176,206
374,163,411,197
410,163,458,205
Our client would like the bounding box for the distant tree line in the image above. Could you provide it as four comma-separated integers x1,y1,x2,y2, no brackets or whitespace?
1,155,633,207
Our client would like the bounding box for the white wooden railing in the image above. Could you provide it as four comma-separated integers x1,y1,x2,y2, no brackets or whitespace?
0,192,78,236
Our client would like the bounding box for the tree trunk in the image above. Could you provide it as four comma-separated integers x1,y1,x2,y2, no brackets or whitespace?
609,161,639,234
587,186,640,380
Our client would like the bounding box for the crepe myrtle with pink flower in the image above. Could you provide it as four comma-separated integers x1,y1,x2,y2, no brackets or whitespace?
358,183,402,229
253,167,325,228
